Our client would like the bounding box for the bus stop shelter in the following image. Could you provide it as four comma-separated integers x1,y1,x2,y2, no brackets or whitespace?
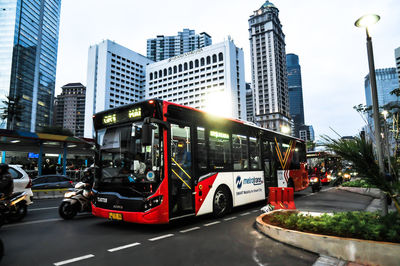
0,129,95,176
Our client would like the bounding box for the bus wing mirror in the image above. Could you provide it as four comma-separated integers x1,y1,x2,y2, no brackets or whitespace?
141,123,153,146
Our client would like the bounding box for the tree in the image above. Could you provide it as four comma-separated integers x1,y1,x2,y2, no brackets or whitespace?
0,95,23,130
323,135,400,216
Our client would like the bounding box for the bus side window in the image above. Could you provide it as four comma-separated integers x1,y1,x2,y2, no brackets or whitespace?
250,137,261,170
208,130,231,170
232,134,248,170
197,127,207,174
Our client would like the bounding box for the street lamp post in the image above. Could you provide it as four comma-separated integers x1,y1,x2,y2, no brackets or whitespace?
382,110,391,174
355,14,385,175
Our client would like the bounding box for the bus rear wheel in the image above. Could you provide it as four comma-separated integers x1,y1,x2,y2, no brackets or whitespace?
213,186,231,218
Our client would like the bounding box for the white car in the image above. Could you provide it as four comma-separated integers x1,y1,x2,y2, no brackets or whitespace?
9,165,33,205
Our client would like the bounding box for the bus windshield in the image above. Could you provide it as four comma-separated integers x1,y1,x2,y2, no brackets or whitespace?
96,122,163,196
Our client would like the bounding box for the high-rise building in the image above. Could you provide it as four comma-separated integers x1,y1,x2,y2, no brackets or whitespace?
54,83,86,137
299,125,314,142
364,68,399,129
286,53,305,138
0,0,62,132
246,83,254,122
248,1,291,133
395,47,400,88
147,29,212,62
146,38,246,120
84,40,153,138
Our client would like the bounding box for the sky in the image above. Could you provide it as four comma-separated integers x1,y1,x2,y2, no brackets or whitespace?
55,0,400,140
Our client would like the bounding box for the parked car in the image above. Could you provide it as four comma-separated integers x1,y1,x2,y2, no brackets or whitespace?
32,175,74,190
8,165,33,204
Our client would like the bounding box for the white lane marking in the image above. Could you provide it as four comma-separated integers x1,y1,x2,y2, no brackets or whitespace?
180,227,200,233
4,218,62,228
252,210,259,213
240,212,251,216
108,242,141,252
149,234,174,241
224,216,237,221
54,254,95,266
204,221,221,227
29,207,59,211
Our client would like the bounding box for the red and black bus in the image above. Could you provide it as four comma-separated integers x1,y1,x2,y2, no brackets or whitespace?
91,99,308,224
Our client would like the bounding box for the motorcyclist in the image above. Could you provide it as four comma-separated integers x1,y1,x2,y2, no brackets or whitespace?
81,167,94,188
0,164,13,199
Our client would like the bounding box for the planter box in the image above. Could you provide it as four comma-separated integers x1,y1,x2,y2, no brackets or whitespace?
256,210,400,266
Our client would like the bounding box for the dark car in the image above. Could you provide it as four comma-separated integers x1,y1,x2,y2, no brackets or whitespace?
32,175,74,189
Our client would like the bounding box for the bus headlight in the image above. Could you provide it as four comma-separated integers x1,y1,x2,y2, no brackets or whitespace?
144,195,163,211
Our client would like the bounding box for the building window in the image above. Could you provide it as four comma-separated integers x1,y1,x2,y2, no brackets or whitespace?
206,56,211,65
195,59,199,68
189,61,193,69
212,54,217,63
219,52,223,61
179,64,182,72
184,62,188,71
201,58,205,66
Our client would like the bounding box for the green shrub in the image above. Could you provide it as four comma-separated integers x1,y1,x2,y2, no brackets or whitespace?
268,211,400,243
341,179,377,188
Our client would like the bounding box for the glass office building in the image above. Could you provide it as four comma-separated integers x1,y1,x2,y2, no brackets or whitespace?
0,0,61,132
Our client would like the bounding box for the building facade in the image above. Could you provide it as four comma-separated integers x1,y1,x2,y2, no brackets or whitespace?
84,40,153,138
54,83,86,137
364,68,399,131
395,47,400,88
147,29,212,62
298,125,314,142
286,53,305,138
248,1,291,133
0,0,62,132
246,83,254,122
146,38,246,120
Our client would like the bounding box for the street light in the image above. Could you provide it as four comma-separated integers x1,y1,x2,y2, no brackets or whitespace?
355,14,385,175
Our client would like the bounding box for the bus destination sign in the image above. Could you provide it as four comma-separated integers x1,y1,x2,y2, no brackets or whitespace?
102,107,142,125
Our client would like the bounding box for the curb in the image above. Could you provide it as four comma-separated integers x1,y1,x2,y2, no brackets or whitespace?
256,211,400,266
336,187,381,198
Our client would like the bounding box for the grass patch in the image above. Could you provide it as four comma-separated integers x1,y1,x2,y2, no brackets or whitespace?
264,211,400,243
341,179,377,188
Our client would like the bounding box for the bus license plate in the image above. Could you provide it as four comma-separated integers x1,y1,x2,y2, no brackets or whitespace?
109,212,123,221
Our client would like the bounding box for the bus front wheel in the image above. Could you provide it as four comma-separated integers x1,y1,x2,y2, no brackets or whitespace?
213,186,232,218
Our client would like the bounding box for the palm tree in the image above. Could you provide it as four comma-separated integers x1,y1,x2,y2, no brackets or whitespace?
323,135,400,215
0,95,23,130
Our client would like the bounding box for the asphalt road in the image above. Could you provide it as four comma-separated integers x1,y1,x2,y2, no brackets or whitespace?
0,186,373,266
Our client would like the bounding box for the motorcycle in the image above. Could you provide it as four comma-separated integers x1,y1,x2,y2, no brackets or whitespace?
309,175,321,193
0,191,30,223
59,182,93,219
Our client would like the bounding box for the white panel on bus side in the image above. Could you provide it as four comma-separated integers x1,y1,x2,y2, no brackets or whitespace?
233,171,265,207
196,172,234,216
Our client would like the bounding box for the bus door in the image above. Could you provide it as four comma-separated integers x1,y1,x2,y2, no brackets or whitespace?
262,139,276,189
169,123,195,218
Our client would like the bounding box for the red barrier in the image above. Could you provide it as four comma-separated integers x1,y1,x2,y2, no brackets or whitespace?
268,187,296,210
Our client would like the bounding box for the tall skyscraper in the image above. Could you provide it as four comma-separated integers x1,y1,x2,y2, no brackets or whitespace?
54,83,86,137
248,1,291,133
364,68,399,129
147,29,212,62
286,53,305,137
146,38,246,120
84,40,153,138
395,47,400,88
246,83,254,122
0,0,62,132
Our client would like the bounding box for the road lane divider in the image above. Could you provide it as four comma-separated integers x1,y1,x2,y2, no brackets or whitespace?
224,216,237,221
240,212,251,216
29,207,59,211
53,254,95,266
108,242,141,252
149,234,174,241
204,221,221,226
180,227,201,233
4,218,63,228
